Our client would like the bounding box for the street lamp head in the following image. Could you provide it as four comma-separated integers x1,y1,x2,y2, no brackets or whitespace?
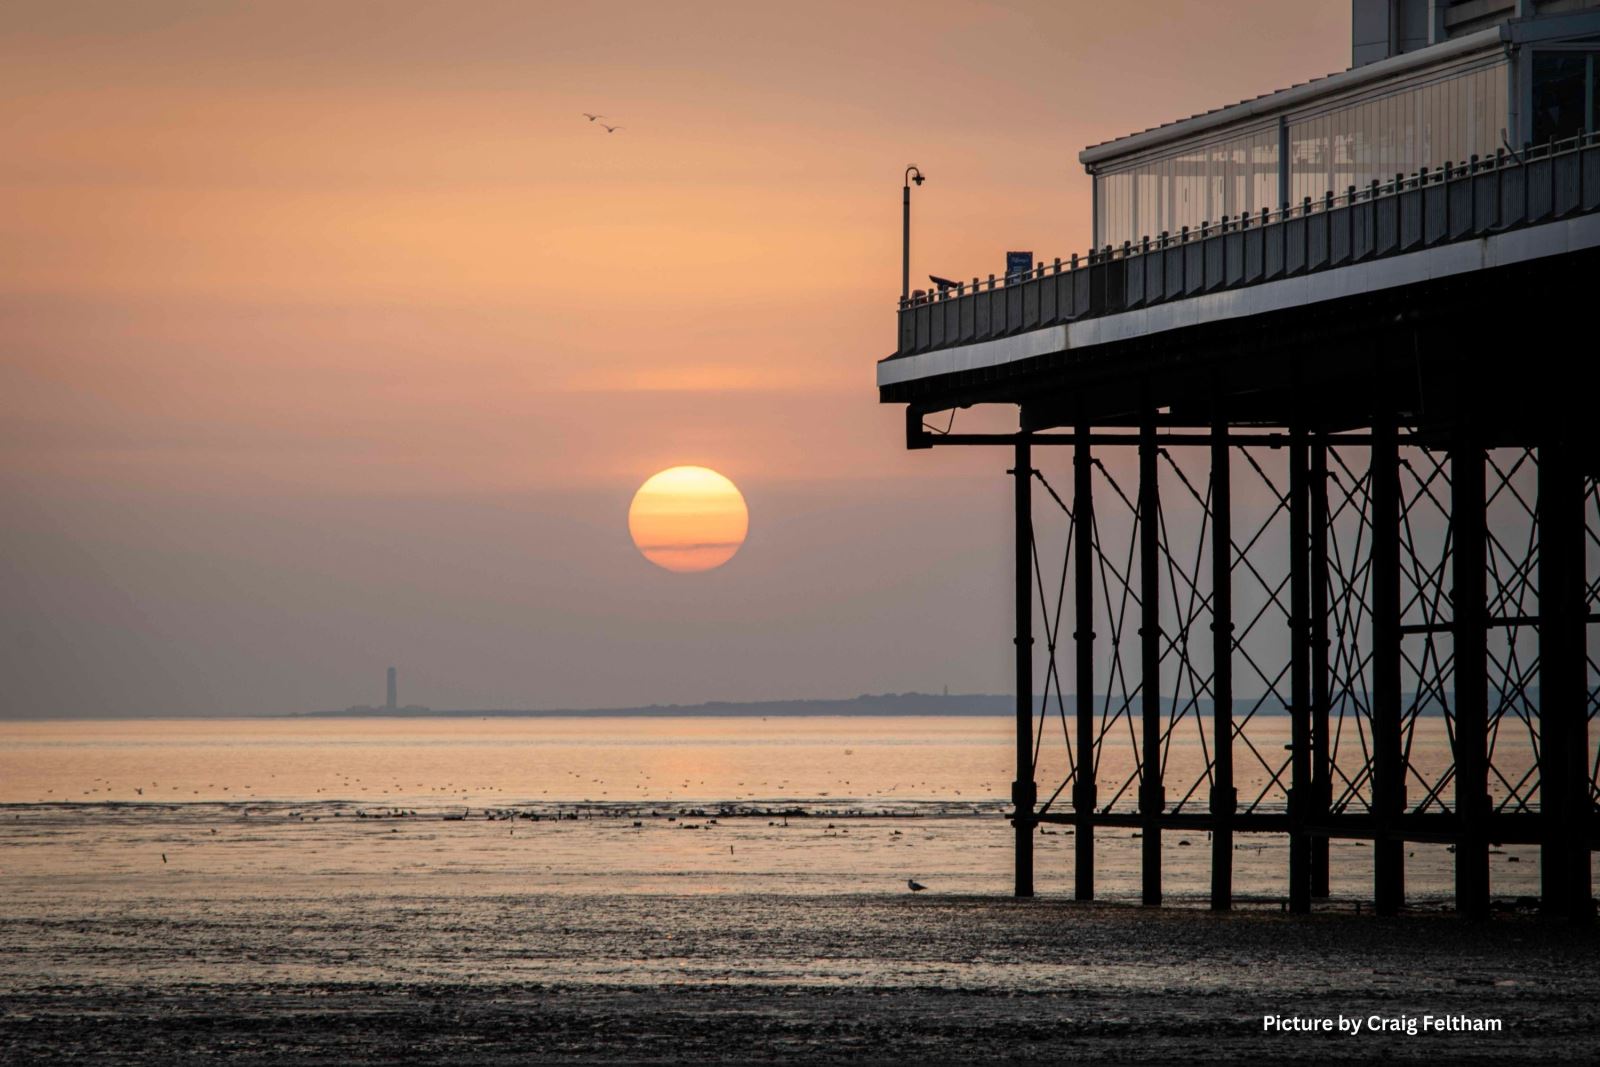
905,164,925,187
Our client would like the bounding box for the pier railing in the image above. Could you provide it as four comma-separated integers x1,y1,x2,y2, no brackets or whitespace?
894,131,1600,360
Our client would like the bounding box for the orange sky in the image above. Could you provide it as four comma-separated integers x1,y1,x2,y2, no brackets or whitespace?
0,1,1350,715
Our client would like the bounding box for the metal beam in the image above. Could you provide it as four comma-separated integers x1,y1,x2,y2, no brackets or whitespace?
1032,808,1580,846
1538,440,1565,917
1139,408,1163,907
1289,423,1312,913
1012,438,1036,898
1210,403,1235,911
1310,436,1332,898
1074,414,1097,901
918,432,1378,448
1371,397,1405,915
1452,434,1490,919
1538,438,1592,921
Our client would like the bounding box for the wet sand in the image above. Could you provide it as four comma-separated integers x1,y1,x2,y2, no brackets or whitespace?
4,892,1596,1064
1,717,1591,1063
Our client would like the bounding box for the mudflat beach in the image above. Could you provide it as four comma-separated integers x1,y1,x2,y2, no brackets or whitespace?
2,720,1593,1063
4,890,1597,1064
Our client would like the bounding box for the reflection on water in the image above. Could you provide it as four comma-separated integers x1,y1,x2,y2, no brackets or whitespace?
0,716,1017,807
0,716,1565,905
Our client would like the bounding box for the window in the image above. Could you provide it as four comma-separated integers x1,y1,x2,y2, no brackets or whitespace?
1531,51,1598,145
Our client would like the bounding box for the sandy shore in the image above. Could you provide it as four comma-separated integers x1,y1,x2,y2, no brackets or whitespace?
4,893,1596,1064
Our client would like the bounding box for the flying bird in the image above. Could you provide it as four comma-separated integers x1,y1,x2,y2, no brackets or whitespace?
582,113,605,122
907,878,927,892
599,123,623,134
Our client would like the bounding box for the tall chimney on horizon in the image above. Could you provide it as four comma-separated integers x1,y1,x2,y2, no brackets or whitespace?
386,666,397,711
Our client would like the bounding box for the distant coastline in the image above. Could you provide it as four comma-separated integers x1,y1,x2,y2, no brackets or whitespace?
294,693,1019,719
5,692,1537,723
293,688,1522,719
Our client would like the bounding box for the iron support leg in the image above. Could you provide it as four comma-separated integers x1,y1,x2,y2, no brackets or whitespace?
1372,406,1405,915
1013,438,1036,898
1539,439,1591,921
1139,411,1163,907
1289,427,1312,914
1452,437,1490,919
1310,438,1331,898
1074,417,1097,901
1210,408,1235,911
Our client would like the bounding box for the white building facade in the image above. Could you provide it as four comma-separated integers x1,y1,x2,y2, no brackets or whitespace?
1085,2,1600,249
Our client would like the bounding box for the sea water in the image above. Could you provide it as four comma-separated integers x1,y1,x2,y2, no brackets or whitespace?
0,715,1552,904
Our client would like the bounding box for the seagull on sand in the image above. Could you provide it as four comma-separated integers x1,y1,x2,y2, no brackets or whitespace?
599,123,623,133
907,878,927,892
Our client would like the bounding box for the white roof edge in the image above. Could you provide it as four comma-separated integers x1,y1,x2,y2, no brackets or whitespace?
1078,27,1505,168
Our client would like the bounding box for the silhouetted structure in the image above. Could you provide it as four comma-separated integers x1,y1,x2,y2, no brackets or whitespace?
387,667,397,712
881,2,1598,919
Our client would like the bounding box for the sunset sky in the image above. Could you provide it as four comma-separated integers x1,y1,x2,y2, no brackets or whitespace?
1,1,1350,716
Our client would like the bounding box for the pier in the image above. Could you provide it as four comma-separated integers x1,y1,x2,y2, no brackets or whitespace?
881,103,1599,918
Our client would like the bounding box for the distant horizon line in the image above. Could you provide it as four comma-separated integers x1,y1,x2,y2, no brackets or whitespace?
4,687,1560,722
298,692,1018,719
299,688,1489,719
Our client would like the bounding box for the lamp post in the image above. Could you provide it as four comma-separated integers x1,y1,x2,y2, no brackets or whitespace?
902,165,925,304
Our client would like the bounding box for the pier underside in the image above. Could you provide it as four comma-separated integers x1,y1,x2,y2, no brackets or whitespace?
879,178,1599,918
889,241,1600,458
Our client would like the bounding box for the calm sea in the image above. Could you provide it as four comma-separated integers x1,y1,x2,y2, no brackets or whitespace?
0,715,1550,903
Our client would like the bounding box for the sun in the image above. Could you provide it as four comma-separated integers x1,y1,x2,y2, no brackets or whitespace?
628,466,749,573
